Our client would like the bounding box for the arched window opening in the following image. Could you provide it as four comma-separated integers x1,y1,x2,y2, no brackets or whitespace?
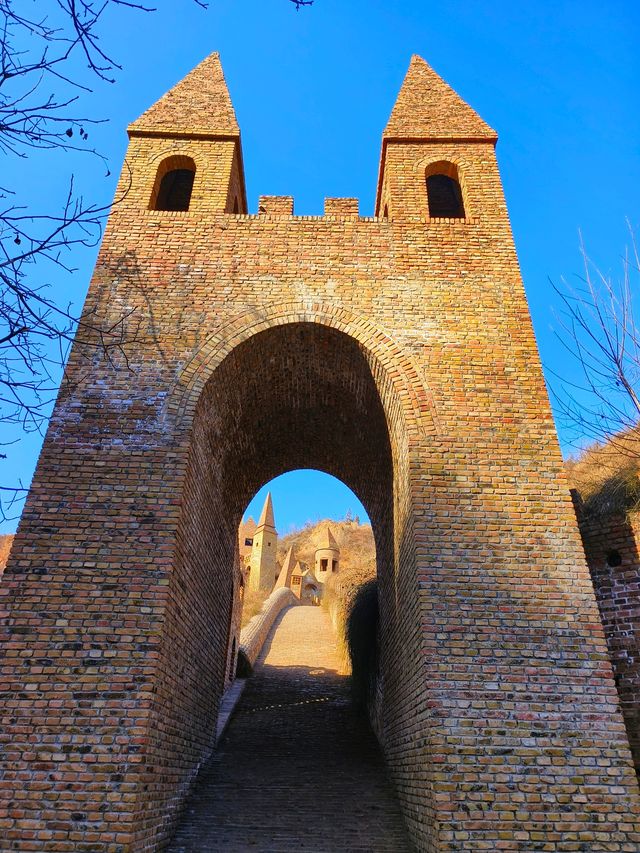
156,169,195,211
383,204,389,219
425,161,466,219
427,174,465,218
149,155,196,212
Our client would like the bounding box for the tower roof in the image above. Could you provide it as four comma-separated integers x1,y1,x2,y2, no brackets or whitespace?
129,52,240,138
316,525,339,553
238,516,257,557
384,55,497,142
275,546,296,589
256,492,276,531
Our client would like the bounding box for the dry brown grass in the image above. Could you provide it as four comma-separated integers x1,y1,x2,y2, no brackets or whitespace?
240,589,269,628
278,518,375,574
0,534,14,573
566,427,640,516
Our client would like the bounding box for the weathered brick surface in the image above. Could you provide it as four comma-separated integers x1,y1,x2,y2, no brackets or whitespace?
576,505,640,779
324,196,359,217
1,52,640,852
168,605,412,851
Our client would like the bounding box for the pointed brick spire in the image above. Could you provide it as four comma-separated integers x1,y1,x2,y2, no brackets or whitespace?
129,52,240,138
316,525,339,553
275,546,295,589
256,492,276,532
384,55,496,142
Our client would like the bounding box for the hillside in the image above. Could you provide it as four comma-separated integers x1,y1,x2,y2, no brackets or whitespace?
0,534,14,576
278,518,376,577
566,428,640,516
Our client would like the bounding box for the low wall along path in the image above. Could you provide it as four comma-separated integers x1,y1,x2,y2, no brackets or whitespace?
168,604,411,852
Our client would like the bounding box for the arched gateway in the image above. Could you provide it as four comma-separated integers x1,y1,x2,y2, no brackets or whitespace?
2,53,639,852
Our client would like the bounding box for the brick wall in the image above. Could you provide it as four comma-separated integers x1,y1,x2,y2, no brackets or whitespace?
576,504,640,778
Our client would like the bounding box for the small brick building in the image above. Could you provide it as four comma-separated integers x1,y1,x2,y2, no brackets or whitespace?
2,52,640,851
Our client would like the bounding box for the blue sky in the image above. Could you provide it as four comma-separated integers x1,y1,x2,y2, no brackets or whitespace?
5,0,639,533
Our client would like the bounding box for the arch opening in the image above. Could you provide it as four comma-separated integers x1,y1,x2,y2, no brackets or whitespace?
238,469,374,617
150,320,423,845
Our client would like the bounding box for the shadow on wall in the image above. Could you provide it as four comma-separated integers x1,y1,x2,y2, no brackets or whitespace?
346,579,380,715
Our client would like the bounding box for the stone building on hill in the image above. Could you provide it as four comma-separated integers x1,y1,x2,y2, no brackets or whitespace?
290,560,320,603
274,544,319,602
314,525,340,581
238,499,340,602
238,516,256,560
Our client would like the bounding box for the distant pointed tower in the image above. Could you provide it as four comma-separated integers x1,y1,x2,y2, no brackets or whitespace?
249,492,277,592
314,525,340,583
274,545,296,590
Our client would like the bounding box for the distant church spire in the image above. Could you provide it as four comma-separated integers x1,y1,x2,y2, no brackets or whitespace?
256,491,276,531
275,545,296,589
248,492,277,592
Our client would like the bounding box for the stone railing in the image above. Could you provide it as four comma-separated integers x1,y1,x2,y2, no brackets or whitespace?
237,587,297,674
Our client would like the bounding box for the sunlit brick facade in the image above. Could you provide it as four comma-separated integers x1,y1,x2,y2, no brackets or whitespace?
2,53,639,851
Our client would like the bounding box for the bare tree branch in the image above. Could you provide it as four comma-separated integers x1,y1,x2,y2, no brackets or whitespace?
0,0,313,521
549,222,640,460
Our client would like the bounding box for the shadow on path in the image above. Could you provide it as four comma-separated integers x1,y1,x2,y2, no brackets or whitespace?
167,605,412,852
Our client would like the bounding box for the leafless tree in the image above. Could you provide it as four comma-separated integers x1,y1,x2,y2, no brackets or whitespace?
1,0,155,518
0,1,314,520
549,224,640,459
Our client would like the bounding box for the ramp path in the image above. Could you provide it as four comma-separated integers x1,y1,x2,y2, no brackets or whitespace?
167,605,412,852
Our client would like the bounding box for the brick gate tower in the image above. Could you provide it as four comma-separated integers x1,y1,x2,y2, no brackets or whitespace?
2,53,640,852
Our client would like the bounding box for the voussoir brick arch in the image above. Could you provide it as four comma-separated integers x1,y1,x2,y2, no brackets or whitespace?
145,145,202,177
171,301,440,444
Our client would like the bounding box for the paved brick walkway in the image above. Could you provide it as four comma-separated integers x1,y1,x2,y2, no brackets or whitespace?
167,605,412,852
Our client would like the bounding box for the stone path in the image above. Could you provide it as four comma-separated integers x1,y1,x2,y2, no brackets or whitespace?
167,605,412,852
